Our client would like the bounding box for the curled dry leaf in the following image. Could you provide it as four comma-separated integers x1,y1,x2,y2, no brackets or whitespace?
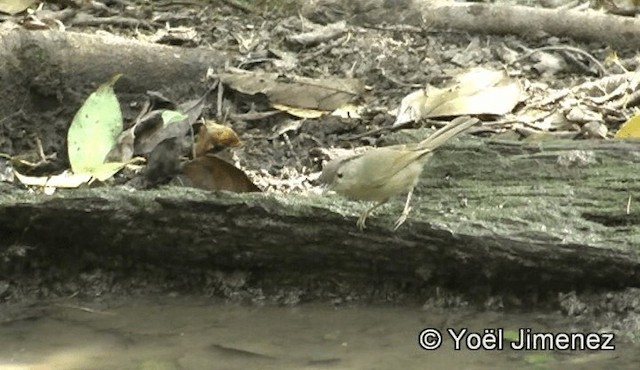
13,170,92,189
394,68,522,126
220,71,364,111
194,120,241,158
581,121,608,139
105,128,135,163
331,103,363,119
135,90,210,155
14,157,145,190
271,104,324,119
530,51,568,76
566,107,603,123
0,156,13,183
179,155,260,193
285,20,347,46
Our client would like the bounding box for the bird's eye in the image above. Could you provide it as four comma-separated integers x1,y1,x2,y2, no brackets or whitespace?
336,172,343,179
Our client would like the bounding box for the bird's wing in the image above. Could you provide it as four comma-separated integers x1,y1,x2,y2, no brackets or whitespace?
357,148,426,189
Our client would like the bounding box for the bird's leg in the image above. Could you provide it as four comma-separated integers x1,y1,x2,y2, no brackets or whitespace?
393,187,414,231
357,200,387,230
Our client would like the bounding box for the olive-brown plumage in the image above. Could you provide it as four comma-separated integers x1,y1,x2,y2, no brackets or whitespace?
318,116,478,230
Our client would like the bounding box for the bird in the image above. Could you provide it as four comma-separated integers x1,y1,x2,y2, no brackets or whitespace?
317,116,478,230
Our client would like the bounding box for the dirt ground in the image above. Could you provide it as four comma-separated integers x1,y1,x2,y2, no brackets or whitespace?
2,0,637,189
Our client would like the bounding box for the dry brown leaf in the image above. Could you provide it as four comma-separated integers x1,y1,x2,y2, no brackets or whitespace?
581,121,608,139
179,155,260,193
271,104,325,118
105,128,135,163
394,68,522,126
194,120,241,158
13,170,92,189
220,71,363,111
135,90,210,155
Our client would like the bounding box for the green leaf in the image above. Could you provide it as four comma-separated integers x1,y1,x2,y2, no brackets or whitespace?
91,162,127,182
161,110,188,126
67,74,123,173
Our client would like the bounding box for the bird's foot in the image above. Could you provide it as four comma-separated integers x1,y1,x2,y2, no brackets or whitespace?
356,214,367,230
393,206,412,231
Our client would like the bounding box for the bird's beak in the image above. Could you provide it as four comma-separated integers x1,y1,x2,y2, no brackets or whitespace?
310,172,334,196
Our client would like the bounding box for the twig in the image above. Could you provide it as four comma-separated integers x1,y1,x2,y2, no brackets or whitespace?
379,68,423,88
510,45,607,77
54,303,116,316
221,0,254,13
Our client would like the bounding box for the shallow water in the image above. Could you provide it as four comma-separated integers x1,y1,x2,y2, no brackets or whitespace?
0,296,637,370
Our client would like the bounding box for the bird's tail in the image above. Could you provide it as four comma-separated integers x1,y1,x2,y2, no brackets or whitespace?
416,116,479,151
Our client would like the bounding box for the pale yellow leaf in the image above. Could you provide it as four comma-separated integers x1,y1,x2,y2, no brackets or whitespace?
14,170,92,188
615,114,640,138
272,103,325,118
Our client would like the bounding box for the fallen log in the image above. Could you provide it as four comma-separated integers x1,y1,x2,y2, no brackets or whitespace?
302,0,640,48
1,136,639,299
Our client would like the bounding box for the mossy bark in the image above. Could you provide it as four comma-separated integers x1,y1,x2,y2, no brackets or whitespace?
1,137,639,299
